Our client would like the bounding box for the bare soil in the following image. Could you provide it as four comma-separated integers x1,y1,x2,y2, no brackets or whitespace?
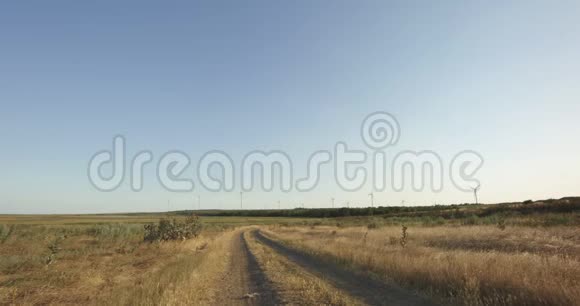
214,228,435,306
211,230,280,305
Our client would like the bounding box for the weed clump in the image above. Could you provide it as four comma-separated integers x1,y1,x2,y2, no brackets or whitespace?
45,235,65,266
497,219,506,231
144,214,202,242
362,231,369,245
0,225,15,244
400,225,408,249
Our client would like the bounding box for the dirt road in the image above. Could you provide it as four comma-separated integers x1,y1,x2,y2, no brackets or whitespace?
213,228,434,306
252,230,434,306
211,230,279,305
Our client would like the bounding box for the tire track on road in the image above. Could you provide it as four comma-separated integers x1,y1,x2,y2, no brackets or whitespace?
252,230,435,306
212,230,280,306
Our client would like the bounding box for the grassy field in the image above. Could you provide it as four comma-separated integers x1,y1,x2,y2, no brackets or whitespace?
1,201,579,305
0,215,314,304
263,225,580,305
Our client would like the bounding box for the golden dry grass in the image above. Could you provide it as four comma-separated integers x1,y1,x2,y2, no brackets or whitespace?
265,225,580,306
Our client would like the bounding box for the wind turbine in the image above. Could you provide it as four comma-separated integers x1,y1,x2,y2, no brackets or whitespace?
472,184,481,204
331,197,335,208
368,193,374,208
240,192,243,210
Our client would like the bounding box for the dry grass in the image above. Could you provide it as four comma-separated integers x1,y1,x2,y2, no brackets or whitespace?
0,215,312,305
245,230,363,305
0,222,233,305
104,229,237,305
265,225,580,306
3,215,579,305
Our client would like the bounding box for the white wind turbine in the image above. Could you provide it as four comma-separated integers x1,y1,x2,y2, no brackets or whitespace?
472,183,481,204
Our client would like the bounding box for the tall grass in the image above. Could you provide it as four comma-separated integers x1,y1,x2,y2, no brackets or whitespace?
266,225,580,305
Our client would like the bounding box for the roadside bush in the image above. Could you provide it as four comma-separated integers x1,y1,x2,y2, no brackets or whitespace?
143,214,202,242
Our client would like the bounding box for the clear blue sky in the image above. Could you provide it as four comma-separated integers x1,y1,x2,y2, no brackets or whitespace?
1,1,579,213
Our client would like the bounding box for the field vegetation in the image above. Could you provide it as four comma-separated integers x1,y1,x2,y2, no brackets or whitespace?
264,224,580,305
1,197,579,305
0,216,233,305
188,197,580,222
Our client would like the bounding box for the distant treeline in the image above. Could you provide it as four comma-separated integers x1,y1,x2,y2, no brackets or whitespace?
175,197,580,219
182,205,456,218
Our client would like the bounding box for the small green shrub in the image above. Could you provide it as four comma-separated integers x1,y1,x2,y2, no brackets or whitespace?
144,214,202,242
